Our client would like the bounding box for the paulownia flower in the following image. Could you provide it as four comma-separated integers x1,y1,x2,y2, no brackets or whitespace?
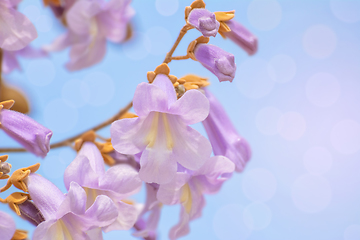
0,100,52,158
157,156,235,240
202,89,251,172
0,210,16,240
111,74,212,184
64,141,142,233
187,9,219,37
45,0,134,71
0,0,37,51
26,173,118,239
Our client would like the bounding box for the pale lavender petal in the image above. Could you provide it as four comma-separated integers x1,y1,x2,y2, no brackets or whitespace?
0,211,16,240
43,33,72,52
2,50,20,74
169,89,209,125
99,164,142,198
0,5,37,51
32,219,58,240
57,182,87,218
102,201,138,231
152,74,177,107
188,9,219,37
133,204,160,239
86,228,103,240
26,173,65,220
169,208,190,240
202,89,251,172
157,172,190,205
224,19,258,55
0,109,52,158
194,44,236,82
79,142,106,176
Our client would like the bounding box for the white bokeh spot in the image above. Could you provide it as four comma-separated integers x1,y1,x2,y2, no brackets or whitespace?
344,225,360,240
26,59,56,87
81,72,115,107
23,5,41,22
146,26,173,56
35,15,53,32
247,0,282,31
303,147,332,175
122,32,151,60
236,58,275,99
292,174,332,213
155,0,179,16
330,0,360,23
303,25,337,59
61,79,88,108
43,155,67,179
242,168,277,202
306,72,340,107
213,204,251,240
277,112,306,141
255,106,282,135
331,119,360,155
268,54,297,83
243,202,272,230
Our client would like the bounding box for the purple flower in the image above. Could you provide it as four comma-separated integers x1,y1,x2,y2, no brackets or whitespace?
194,43,236,82
3,46,47,74
157,156,235,240
0,101,52,158
0,210,16,240
0,0,37,51
202,89,251,172
45,0,134,71
223,19,258,55
187,9,219,37
64,141,142,232
26,173,118,239
111,74,212,184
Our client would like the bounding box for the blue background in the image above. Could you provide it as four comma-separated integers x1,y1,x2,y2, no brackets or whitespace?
1,0,360,239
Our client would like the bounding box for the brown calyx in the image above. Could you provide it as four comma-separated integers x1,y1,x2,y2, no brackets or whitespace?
147,63,177,84
0,192,31,215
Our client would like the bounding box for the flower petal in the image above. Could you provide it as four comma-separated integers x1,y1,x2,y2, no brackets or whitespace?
152,74,177,107
157,172,190,205
57,182,87,218
0,211,16,240
32,219,58,240
188,9,219,37
102,201,138,231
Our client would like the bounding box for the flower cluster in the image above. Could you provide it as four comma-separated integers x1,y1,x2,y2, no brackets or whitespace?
0,0,258,239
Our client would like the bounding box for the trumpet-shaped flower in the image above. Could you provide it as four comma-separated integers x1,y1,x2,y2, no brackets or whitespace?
194,43,236,82
45,0,134,71
111,74,212,184
157,156,235,240
64,141,142,232
0,210,16,240
26,173,118,240
0,101,52,158
0,0,37,51
187,9,220,37
202,89,251,172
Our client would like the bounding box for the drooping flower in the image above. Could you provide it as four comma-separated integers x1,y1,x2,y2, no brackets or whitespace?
111,71,212,184
44,0,134,71
0,0,37,51
202,89,251,172
157,156,235,240
26,173,118,239
64,141,142,233
187,9,219,37
0,100,52,158
0,210,16,240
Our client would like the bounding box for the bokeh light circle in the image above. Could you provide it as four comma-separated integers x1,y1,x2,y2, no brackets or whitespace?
306,72,340,107
23,5,41,22
122,32,151,60
303,25,337,59
42,155,67,179
255,106,282,135
61,79,88,108
344,225,360,240
146,26,173,56
330,0,360,23
247,0,282,31
81,72,115,107
43,99,78,133
243,202,272,230
242,168,277,202
213,204,251,240
35,15,53,32
26,59,56,86
303,147,332,175
268,54,297,83
155,0,179,16
292,174,332,213
277,112,306,141
331,119,360,155
236,58,275,99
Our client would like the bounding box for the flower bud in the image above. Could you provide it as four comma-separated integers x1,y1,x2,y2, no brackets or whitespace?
194,44,236,82
0,161,11,175
188,9,220,37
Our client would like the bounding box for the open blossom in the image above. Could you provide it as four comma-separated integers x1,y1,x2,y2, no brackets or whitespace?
26,173,118,239
111,74,212,184
194,43,236,82
157,156,235,240
202,89,251,172
0,0,37,51
45,0,134,71
0,210,16,240
0,101,52,158
187,9,219,37
64,141,142,233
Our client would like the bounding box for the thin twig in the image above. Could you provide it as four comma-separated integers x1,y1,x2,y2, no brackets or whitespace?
0,101,133,153
171,55,190,60
163,24,192,64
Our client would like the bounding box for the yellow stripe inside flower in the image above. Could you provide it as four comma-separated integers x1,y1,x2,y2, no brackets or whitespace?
146,112,174,150
55,220,73,240
180,183,192,214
